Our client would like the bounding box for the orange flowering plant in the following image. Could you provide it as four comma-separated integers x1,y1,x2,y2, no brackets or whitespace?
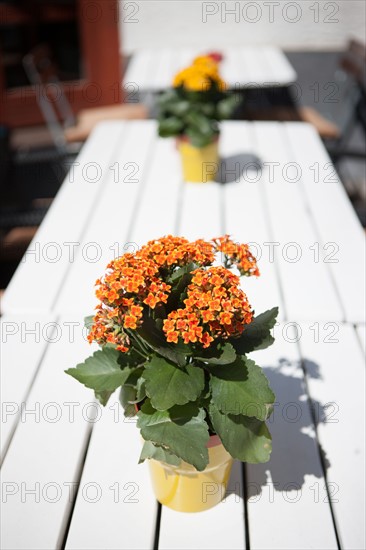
158,54,239,147
66,236,278,471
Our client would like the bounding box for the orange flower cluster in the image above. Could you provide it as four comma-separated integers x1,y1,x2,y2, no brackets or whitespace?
88,236,215,351
213,235,260,277
88,235,259,352
163,267,253,347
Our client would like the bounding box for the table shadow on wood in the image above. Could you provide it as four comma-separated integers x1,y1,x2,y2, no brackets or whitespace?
246,358,330,499
215,153,262,184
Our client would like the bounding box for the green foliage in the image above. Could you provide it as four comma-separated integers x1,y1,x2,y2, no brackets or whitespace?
209,403,272,463
139,440,181,467
157,86,240,147
210,357,275,421
232,307,279,354
65,347,133,392
66,303,278,470
137,401,210,471
144,355,205,410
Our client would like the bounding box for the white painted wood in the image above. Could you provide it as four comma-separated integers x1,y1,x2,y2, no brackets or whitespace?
153,48,177,89
356,324,366,354
129,134,182,246
298,323,366,550
65,398,157,550
178,181,222,240
159,461,245,550
1,123,126,316
238,46,269,86
246,323,338,550
252,122,344,322
123,47,297,91
53,121,156,316
0,315,54,461
124,49,156,90
220,121,284,320
0,315,96,550
220,48,243,89
2,121,362,549
285,123,366,324
261,46,297,86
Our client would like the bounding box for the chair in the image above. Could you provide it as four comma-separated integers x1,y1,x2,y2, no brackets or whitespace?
328,39,366,162
22,45,148,154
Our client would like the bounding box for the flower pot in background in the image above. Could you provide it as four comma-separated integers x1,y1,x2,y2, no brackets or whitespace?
177,136,219,183
148,435,233,512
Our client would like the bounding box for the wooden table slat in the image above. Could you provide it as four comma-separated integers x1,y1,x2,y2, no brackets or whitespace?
261,46,297,85
0,314,55,461
253,122,344,322
298,323,366,550
123,47,296,91
285,123,366,323
1,123,126,316
0,316,95,550
220,121,285,319
159,461,246,550
246,324,338,550
128,135,183,245
53,120,156,316
64,398,158,550
355,324,366,354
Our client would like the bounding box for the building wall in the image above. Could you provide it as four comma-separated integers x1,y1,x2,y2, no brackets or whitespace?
120,0,365,53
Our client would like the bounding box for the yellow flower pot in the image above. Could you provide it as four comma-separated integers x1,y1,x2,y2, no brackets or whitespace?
148,436,233,512
177,137,219,183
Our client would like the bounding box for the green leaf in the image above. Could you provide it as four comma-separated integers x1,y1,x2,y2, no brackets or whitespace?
185,128,215,148
209,403,272,463
137,401,210,471
232,307,279,355
157,89,180,106
210,357,275,420
168,100,190,117
185,111,213,136
196,342,236,365
94,389,114,406
117,348,146,369
84,315,94,334
136,377,146,402
167,262,197,284
65,347,131,392
119,386,137,417
158,116,184,137
200,103,215,117
144,355,205,410
216,95,238,119
139,440,181,467
136,318,189,367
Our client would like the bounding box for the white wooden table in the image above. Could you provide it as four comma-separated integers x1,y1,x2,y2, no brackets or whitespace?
1,121,365,550
123,47,297,92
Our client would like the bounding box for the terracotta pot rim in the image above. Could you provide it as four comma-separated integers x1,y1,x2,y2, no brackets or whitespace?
207,434,222,448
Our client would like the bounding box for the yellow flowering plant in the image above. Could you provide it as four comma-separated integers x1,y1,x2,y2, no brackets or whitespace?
66,235,278,471
158,54,239,147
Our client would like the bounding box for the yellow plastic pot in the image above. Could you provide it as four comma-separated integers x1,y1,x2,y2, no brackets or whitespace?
177,137,219,183
148,436,233,513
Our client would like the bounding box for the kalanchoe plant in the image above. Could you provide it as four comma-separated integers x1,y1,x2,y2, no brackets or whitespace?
66,235,278,471
157,54,239,147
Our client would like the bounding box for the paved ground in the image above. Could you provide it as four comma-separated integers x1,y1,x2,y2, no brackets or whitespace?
285,51,366,225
